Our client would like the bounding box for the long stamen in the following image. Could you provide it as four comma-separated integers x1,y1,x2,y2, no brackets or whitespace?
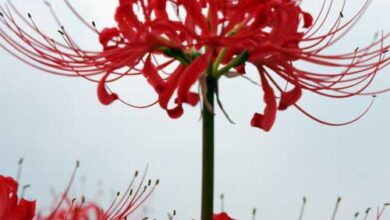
363,207,372,220
48,160,80,218
298,197,306,220
252,208,257,220
16,157,24,182
330,197,342,220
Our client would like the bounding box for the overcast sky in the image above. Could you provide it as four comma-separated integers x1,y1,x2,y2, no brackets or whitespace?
1,0,390,219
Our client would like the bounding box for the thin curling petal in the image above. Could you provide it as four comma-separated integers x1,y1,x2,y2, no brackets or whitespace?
251,70,277,132
177,54,208,105
301,11,314,28
97,73,119,105
279,85,302,110
142,55,165,93
167,105,184,119
99,28,120,49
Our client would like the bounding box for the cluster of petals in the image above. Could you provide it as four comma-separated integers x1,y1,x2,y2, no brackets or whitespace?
0,0,388,131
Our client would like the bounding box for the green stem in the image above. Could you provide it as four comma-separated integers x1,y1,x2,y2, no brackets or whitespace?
201,76,216,220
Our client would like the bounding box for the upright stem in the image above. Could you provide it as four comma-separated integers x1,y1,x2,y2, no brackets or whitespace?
201,76,216,220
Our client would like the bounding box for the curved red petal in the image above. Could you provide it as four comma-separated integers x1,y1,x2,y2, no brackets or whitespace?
142,55,165,93
251,70,277,132
177,55,208,105
279,85,302,110
167,105,184,119
97,73,119,105
99,27,120,49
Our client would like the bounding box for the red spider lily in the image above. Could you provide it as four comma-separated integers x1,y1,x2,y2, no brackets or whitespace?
36,163,159,220
0,175,36,220
0,0,388,131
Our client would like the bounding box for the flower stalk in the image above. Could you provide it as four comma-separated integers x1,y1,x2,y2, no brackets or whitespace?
201,76,216,220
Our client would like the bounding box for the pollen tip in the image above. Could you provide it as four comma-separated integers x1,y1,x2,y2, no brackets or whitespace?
92,21,96,27
173,210,176,215
0,12,3,17
252,208,257,215
116,191,120,196
365,207,371,214
76,160,80,168
155,179,160,185
28,13,32,18
18,157,24,165
148,179,152,186
135,170,139,177
58,30,64,35
372,95,377,98
71,198,77,203
384,203,390,206
337,196,342,203
339,12,344,18
303,196,307,204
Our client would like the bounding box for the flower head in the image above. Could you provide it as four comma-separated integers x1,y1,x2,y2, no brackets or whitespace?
0,0,388,131
36,163,159,220
0,175,36,220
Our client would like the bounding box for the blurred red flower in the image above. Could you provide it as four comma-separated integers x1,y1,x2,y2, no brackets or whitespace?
0,175,36,220
0,0,388,131
1,162,157,220
214,212,235,220
35,164,158,220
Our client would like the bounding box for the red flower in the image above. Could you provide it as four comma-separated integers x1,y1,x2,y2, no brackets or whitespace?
0,0,388,131
35,164,158,220
0,176,36,220
213,212,235,220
